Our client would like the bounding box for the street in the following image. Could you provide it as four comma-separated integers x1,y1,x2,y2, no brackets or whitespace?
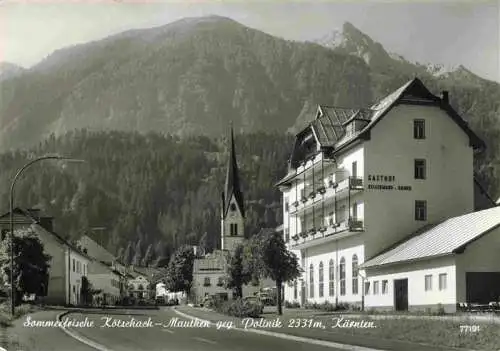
58,307,355,351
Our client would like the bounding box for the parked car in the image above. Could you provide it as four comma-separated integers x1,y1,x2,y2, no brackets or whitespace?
258,292,275,306
243,296,264,314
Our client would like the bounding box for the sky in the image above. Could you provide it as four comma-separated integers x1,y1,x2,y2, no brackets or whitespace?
0,0,498,82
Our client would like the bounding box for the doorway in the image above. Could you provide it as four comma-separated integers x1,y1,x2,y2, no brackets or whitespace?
394,278,408,311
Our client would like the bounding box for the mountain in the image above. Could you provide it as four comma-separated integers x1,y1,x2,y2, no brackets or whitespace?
1,16,499,196
0,15,372,151
0,62,25,81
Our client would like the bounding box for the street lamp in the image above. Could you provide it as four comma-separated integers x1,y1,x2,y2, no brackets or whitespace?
9,155,85,316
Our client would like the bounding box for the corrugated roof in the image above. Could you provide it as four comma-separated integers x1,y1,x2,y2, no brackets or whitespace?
361,206,500,269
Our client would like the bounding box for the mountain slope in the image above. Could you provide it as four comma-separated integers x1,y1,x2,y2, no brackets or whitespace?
0,16,372,151
1,16,499,196
0,62,25,81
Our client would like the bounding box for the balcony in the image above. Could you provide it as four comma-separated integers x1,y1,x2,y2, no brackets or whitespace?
290,217,365,249
289,177,364,216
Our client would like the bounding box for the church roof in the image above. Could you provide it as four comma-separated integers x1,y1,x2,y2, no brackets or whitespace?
223,126,245,217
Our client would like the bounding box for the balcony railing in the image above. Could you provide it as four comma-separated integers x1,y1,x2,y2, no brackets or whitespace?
348,218,364,231
349,177,363,189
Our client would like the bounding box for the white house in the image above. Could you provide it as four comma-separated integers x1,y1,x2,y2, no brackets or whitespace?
0,208,91,306
277,78,499,312
87,259,122,305
360,206,500,313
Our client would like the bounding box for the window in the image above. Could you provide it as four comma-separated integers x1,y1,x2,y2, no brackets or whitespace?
425,275,433,291
352,255,359,295
352,203,358,220
285,199,289,212
373,281,379,295
293,280,298,300
72,259,75,272
352,161,358,178
414,119,425,139
284,228,290,242
414,159,426,179
364,282,370,295
415,200,427,221
328,212,334,226
439,273,447,291
230,223,238,236
217,277,224,286
77,261,80,273
329,259,335,296
230,203,236,212
72,285,75,293
339,257,346,296
382,280,388,294
203,277,211,286
138,284,144,290
309,264,314,298
319,262,324,298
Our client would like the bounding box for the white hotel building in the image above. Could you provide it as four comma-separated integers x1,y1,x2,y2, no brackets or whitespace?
277,78,500,313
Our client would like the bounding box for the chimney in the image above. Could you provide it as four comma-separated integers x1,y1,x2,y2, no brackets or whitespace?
39,217,54,232
441,91,449,105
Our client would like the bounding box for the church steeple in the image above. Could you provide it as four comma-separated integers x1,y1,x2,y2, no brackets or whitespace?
223,125,245,217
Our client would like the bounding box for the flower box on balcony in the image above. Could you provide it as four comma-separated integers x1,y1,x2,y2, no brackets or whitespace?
309,191,316,199
292,234,300,241
318,226,327,233
216,283,224,287
203,284,211,287
299,232,308,238
309,228,317,235
329,181,338,188
332,222,340,228
317,186,326,194
301,196,307,203
349,177,363,188
292,201,299,207
348,219,364,231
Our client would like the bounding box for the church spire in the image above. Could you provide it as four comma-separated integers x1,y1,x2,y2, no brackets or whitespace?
223,124,245,217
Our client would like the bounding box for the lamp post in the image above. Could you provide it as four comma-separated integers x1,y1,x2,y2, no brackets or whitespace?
10,155,84,316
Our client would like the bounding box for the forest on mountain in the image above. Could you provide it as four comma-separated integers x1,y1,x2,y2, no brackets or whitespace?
0,130,293,262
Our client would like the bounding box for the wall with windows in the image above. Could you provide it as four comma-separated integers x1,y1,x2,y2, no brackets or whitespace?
66,249,90,305
221,195,245,253
88,272,121,304
363,256,457,312
364,104,475,259
293,235,364,305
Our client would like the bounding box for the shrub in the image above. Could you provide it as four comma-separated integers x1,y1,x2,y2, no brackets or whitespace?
214,298,262,318
284,301,300,308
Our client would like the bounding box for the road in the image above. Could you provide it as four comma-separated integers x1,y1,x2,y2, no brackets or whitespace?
61,307,355,351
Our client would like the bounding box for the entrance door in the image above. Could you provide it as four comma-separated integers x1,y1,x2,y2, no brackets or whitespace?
394,279,408,311
352,161,358,178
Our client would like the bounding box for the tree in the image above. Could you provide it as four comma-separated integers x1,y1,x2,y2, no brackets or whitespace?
141,244,154,267
123,241,134,266
247,229,300,315
132,239,143,266
0,228,51,306
164,245,194,299
116,247,124,263
225,243,251,298
80,276,101,306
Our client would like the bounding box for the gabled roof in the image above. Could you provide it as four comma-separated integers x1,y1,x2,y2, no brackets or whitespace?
222,126,245,217
0,208,90,259
361,206,500,269
299,78,485,153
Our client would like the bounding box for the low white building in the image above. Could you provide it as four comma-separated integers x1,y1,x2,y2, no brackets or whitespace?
87,260,122,305
361,206,500,313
